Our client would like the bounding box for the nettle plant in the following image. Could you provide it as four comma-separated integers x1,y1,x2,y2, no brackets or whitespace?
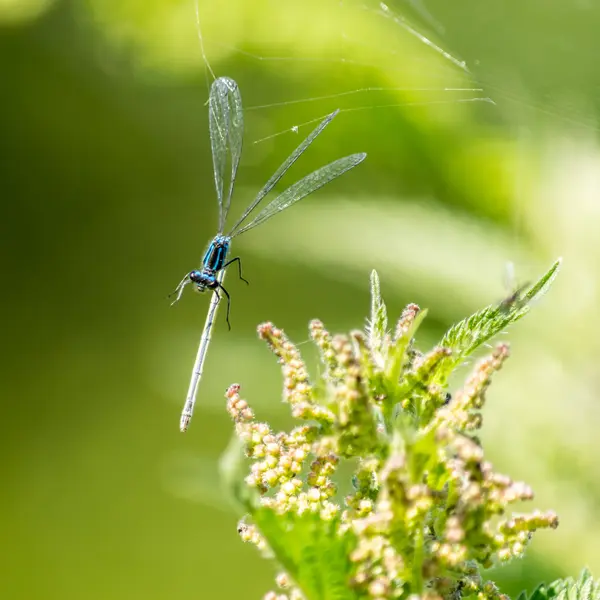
220,259,596,600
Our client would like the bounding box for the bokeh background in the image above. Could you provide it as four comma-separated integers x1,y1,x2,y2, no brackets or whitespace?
2,0,600,598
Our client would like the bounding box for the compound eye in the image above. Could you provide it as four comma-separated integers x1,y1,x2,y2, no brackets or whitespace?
189,270,202,282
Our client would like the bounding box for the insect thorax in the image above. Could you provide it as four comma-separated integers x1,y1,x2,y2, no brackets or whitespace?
202,235,231,272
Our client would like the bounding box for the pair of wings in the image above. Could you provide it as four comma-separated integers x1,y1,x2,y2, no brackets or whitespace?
208,77,366,238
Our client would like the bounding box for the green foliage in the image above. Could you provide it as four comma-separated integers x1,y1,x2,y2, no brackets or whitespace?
517,570,600,600
221,263,568,600
435,258,562,384
368,269,388,355
251,509,357,600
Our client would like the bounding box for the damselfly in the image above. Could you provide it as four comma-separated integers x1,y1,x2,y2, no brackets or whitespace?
499,261,530,314
172,76,366,432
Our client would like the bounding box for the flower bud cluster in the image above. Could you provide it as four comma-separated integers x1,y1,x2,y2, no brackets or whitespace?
226,340,340,515
227,306,558,600
395,303,420,341
258,322,335,425
437,343,510,432
329,332,380,456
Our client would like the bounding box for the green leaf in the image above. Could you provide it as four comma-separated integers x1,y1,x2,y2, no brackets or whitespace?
385,308,428,390
435,258,561,383
251,508,360,600
517,569,599,600
219,434,261,512
368,269,388,355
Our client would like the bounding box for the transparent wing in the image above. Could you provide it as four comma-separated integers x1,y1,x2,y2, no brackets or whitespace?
208,77,244,234
230,153,366,237
227,110,339,235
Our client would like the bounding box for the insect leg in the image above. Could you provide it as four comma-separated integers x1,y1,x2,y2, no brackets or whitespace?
222,257,249,285
216,283,232,330
169,273,191,305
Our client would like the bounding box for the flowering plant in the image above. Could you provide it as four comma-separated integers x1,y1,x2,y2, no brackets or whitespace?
220,260,594,600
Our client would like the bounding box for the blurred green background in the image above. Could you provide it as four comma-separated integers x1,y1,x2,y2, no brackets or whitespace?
2,0,600,597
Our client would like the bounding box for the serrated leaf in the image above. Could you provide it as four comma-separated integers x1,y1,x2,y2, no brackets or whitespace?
251,508,360,600
368,269,388,354
521,258,562,305
518,569,599,600
434,258,561,383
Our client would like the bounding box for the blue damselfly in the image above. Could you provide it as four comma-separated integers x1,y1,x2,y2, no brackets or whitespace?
172,77,366,431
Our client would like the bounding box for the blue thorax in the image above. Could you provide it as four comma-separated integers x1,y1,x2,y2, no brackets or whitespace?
189,235,231,291
202,235,230,272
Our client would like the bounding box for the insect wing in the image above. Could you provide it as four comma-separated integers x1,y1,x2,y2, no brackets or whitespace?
228,110,340,235
209,77,244,233
232,152,366,237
